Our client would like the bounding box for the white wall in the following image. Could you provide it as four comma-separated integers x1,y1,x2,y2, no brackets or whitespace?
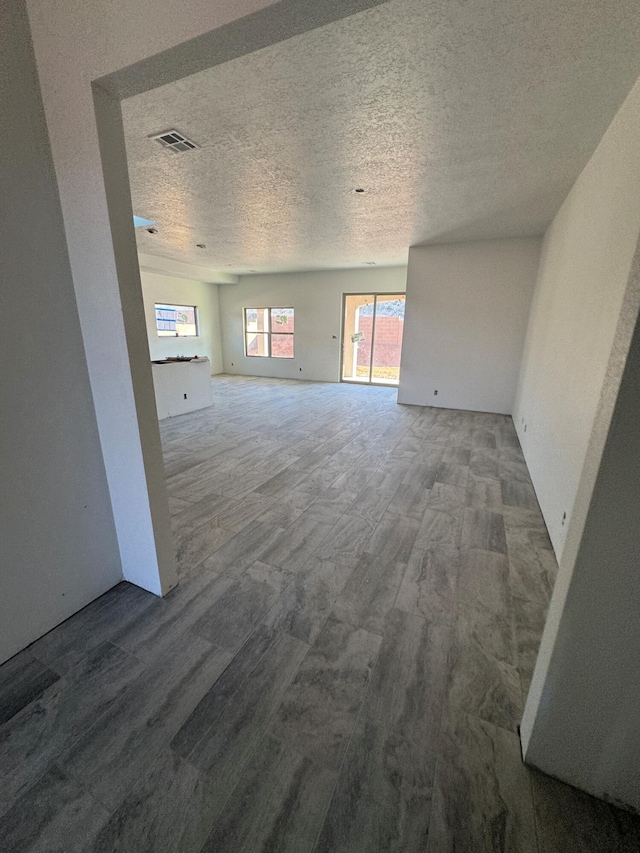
522,280,640,810
514,76,640,560
219,267,408,381
520,74,640,811
140,269,224,372
0,1,121,664
398,239,540,414
23,0,382,607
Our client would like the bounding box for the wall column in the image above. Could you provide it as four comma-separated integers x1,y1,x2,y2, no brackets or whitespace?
522,246,640,811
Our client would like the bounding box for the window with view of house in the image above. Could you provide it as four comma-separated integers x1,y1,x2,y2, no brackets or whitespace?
244,308,294,358
155,303,199,337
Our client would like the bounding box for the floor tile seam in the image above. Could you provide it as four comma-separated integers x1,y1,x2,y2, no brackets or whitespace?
307,616,388,853
504,596,547,688
323,604,386,639
503,537,554,609
502,513,555,544
61,759,121,822
172,508,239,541
289,432,341,460
211,517,258,536
255,632,325,758
169,495,200,508
55,637,226,806
26,609,143,678
330,444,382,478
59,756,124,821
355,700,451,755
240,562,298,606
392,598,457,628
265,557,360,648
385,559,412,630
0,760,59,823
227,478,286,502
447,628,524,688
0,654,60,708
109,626,227,678
327,509,379,540
190,727,290,853
164,460,221,481
256,545,320,583
273,496,340,529
415,670,450,852
186,599,270,660
178,527,260,576
96,639,160,678
351,457,420,547
174,562,230,597
167,481,226,501
161,640,271,764
528,765,545,853
165,454,238,483
185,621,312,756
509,589,550,610
442,705,538,798
363,611,453,746
253,476,335,521
444,683,524,738
244,451,308,482
68,673,229,827
303,505,361,564
452,595,519,655
0,641,146,779
445,570,524,727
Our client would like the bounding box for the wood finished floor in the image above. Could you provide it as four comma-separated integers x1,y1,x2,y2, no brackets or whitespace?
2,374,640,852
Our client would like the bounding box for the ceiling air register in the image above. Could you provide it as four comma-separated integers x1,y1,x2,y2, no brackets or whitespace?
150,130,199,153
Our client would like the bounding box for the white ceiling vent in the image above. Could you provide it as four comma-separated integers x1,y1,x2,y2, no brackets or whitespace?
151,130,198,153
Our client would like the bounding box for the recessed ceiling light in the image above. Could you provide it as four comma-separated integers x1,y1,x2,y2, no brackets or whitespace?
355,188,365,193
196,243,206,249
147,227,158,234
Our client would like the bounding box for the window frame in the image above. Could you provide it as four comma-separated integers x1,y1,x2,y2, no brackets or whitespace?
243,307,295,359
154,302,199,338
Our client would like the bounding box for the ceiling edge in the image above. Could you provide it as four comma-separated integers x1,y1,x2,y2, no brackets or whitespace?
138,252,239,284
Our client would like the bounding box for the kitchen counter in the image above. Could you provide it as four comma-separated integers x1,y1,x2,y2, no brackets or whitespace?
151,357,213,419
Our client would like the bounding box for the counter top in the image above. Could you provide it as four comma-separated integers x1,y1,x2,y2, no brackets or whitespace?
151,356,209,365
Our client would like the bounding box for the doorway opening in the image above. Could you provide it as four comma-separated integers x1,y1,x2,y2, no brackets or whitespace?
341,292,405,386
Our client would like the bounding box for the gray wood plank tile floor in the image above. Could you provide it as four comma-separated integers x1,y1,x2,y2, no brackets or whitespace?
2,375,640,852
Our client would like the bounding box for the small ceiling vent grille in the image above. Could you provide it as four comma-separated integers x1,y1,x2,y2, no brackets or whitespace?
151,130,198,153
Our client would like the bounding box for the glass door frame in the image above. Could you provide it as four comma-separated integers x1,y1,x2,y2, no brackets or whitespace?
339,292,406,387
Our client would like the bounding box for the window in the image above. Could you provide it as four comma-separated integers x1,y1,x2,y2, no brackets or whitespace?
244,308,294,358
155,303,198,337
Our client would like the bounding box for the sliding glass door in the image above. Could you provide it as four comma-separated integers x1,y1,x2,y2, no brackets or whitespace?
341,293,405,386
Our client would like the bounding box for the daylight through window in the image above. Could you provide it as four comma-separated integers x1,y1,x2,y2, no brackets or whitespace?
244,308,294,358
155,303,199,337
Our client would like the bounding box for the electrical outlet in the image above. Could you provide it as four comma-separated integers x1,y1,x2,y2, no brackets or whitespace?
434,390,438,396
299,367,303,372
562,511,567,525
183,393,187,400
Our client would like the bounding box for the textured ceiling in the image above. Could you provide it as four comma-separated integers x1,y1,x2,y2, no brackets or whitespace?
122,0,640,274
